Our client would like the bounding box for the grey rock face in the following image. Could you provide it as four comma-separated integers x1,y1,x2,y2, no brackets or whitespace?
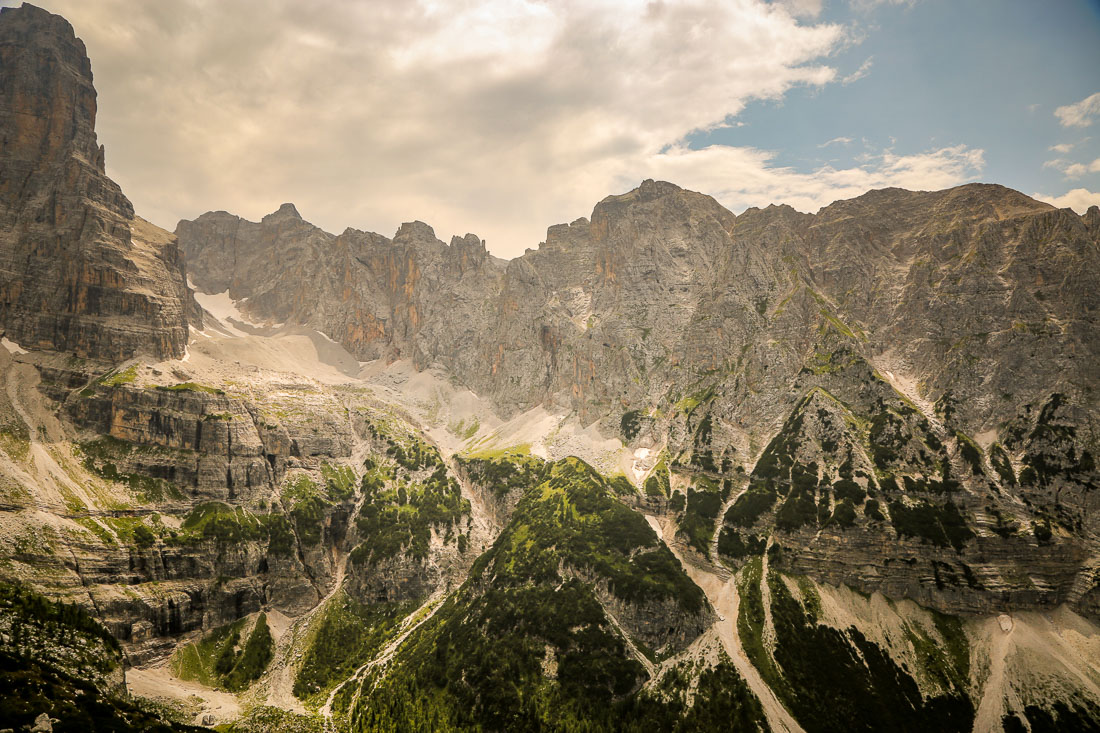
178,179,1100,624
176,207,507,366
0,4,193,361
178,181,1099,455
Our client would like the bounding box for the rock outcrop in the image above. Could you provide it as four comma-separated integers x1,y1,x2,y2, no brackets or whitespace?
178,181,1100,438
177,179,1100,626
0,4,193,362
4,5,1100,728
176,206,505,365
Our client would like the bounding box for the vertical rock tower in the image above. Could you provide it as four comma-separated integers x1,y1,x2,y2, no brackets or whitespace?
0,3,191,361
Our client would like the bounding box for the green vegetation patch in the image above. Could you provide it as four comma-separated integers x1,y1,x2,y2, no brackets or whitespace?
643,451,671,498
171,617,248,687
689,414,718,472
724,484,777,528
384,432,446,473
225,706,325,733
717,527,767,561
888,499,974,552
679,483,724,556
617,656,769,731
352,455,716,731
458,451,550,500
282,475,329,547
0,582,119,655
351,460,470,566
1,582,199,731
98,364,139,387
321,463,357,501
488,457,705,613
77,436,183,503
172,613,273,692
989,443,1016,486
0,425,31,463
179,502,266,543
222,613,274,692
293,592,415,705
154,382,225,395
775,489,818,531
955,432,984,476
736,566,973,732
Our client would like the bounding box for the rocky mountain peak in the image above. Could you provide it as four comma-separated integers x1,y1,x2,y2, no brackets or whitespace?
1085,205,1100,232
0,2,192,361
394,220,438,243
448,233,489,268
266,202,302,220
0,3,105,188
0,4,90,82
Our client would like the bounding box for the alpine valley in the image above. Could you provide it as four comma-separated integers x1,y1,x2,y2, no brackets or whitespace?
1,5,1099,733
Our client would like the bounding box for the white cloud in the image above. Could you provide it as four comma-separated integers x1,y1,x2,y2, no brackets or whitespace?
21,0,857,257
1055,92,1100,128
842,57,873,85
1033,188,1100,213
1049,143,1074,153
1043,156,1100,179
637,143,985,214
770,0,823,18
818,136,854,148
850,0,918,11
14,0,986,257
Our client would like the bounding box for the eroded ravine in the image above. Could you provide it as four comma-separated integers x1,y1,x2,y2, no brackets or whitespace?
645,514,804,733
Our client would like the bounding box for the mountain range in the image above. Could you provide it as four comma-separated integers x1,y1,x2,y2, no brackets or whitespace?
1,4,1098,732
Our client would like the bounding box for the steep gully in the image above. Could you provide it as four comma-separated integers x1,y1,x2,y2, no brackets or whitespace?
645,514,804,733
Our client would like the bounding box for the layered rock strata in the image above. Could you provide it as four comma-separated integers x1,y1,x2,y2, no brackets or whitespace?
0,4,193,362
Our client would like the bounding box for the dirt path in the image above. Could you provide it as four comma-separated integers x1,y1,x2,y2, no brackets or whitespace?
646,514,804,733
759,538,777,654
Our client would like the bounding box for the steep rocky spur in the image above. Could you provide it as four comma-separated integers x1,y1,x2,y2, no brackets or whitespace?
0,4,194,362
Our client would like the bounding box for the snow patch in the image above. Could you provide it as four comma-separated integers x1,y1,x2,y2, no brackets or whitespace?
631,447,655,482
1,337,27,355
192,289,251,337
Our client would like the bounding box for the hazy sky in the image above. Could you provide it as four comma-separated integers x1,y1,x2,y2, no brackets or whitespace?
6,0,1100,258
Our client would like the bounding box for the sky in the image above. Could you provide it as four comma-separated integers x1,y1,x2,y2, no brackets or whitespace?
5,0,1100,258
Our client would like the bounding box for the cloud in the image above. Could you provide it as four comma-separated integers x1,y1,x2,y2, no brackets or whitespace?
1033,188,1100,213
1055,92,1100,128
849,0,918,11
818,136,854,148
1043,156,1100,179
841,57,873,85
771,0,823,18
638,143,985,214
1049,143,1074,154
17,0,858,257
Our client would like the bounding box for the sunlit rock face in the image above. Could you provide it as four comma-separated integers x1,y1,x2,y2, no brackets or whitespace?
0,3,193,362
180,179,1100,439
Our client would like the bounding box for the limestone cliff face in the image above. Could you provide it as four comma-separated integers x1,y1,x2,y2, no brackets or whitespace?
0,4,192,362
178,181,1100,438
176,206,506,365
177,180,1100,626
